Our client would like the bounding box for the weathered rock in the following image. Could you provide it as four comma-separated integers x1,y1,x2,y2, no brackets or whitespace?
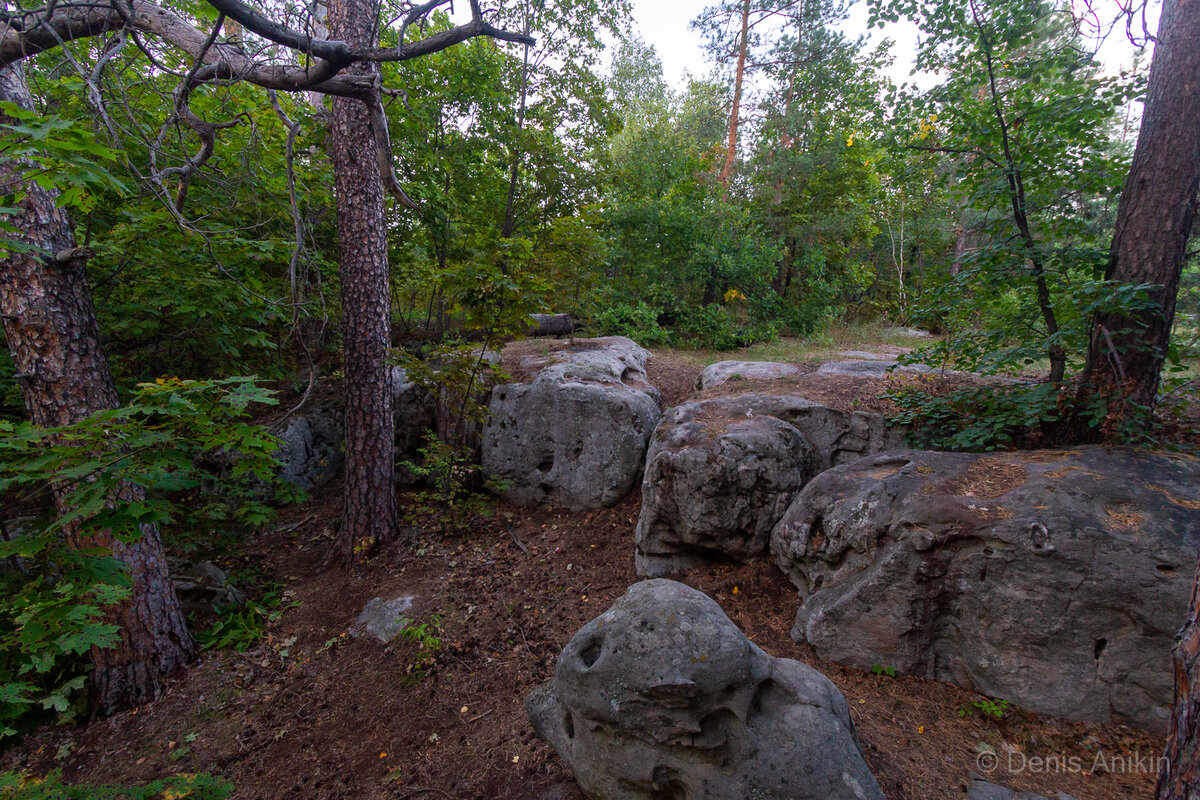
695,360,801,390
528,579,885,800
350,595,415,644
482,337,661,509
390,366,436,455
838,350,895,360
635,392,906,577
815,359,934,377
529,313,580,338
170,560,245,615
965,776,1076,800
771,447,1200,731
275,406,343,492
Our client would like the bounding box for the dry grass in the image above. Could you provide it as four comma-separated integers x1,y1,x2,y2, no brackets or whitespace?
649,320,941,368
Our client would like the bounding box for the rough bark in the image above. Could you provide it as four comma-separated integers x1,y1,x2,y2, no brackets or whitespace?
1159,561,1200,799
1079,0,1200,418
0,62,193,713
326,0,397,562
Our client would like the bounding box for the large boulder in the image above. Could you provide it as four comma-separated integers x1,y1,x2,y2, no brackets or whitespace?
770,447,1200,731
482,337,661,509
390,366,436,455
635,393,906,577
275,405,343,492
695,360,801,390
527,579,885,800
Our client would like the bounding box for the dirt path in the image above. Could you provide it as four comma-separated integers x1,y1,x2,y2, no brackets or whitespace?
2,351,1162,800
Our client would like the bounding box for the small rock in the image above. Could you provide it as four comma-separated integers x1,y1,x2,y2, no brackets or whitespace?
695,360,801,390
170,560,245,615
350,595,415,643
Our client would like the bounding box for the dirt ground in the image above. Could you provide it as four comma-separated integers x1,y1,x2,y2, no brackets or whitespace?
1,349,1166,800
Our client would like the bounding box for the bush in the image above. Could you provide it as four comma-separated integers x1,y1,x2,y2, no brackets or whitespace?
887,383,1070,452
0,771,232,800
593,302,673,346
0,378,284,738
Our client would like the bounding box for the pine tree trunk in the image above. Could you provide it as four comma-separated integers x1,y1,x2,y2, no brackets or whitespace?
0,62,193,713
327,0,397,562
720,0,751,187
1079,0,1200,417
1160,561,1200,799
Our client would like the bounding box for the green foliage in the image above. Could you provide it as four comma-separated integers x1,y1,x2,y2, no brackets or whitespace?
0,102,126,255
873,0,1137,378
871,664,897,678
889,382,1070,451
398,616,443,675
0,770,232,800
959,697,1011,721
0,378,283,737
593,302,673,346
194,589,286,652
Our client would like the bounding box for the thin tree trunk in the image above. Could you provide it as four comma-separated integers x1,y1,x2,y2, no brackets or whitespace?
720,0,751,187
972,2,1065,383
1079,0,1200,420
0,62,193,712
501,6,531,245
326,0,397,562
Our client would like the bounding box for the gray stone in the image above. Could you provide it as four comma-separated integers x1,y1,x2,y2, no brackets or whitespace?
770,447,1200,731
815,359,934,377
528,579,885,800
529,313,580,338
635,392,906,577
482,337,661,509
964,777,1075,800
275,406,343,492
695,360,801,390
885,326,935,339
838,350,895,360
170,560,245,615
350,595,415,643
390,366,436,455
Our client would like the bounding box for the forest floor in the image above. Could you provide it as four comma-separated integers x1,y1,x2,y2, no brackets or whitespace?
1,339,1171,800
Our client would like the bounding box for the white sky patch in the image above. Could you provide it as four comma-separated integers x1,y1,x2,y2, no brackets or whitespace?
627,0,1159,92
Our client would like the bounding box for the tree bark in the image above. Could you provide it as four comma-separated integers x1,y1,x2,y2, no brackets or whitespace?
720,0,751,187
1078,0,1200,418
0,62,193,713
326,0,397,562
1159,561,1200,799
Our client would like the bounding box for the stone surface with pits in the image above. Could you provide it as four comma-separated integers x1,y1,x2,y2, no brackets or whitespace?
635,392,905,577
481,336,662,509
527,578,885,800
771,447,1200,731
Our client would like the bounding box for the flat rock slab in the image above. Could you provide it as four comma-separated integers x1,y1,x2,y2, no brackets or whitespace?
816,359,934,377
528,579,885,800
695,360,801,390
966,777,1076,800
482,336,661,510
771,447,1200,731
635,392,906,577
350,595,415,644
838,350,897,360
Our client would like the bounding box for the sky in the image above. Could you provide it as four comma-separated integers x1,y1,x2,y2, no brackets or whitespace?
627,0,1159,91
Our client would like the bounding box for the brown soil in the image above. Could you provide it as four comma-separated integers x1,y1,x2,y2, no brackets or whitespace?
2,351,1165,800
